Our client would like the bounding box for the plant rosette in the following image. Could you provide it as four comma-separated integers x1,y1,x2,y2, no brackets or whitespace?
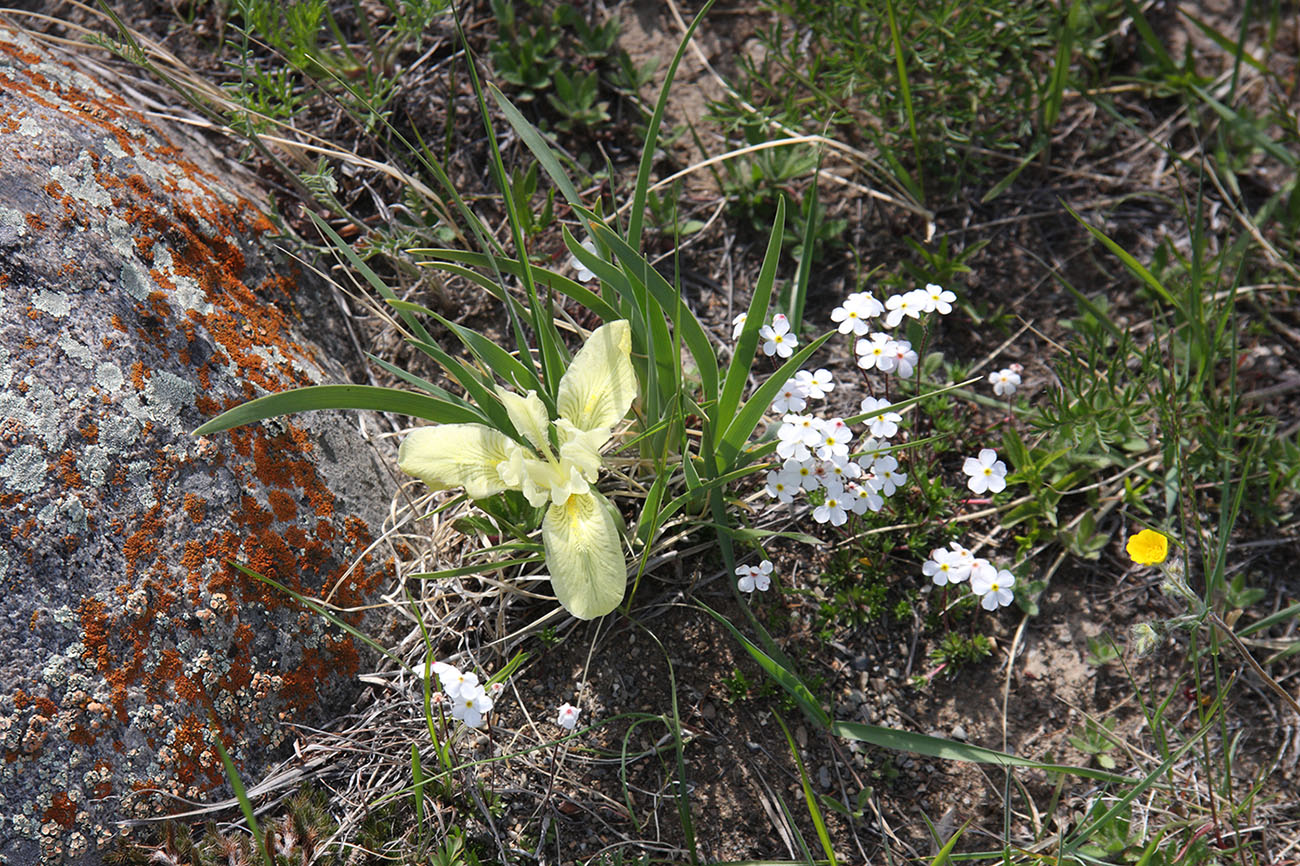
398,320,637,619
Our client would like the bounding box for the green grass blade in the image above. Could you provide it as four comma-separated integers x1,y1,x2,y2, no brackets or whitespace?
308,212,434,345
455,15,561,395
1122,0,1175,73
699,602,831,728
228,561,410,671
585,218,721,400
192,384,487,435
1238,600,1300,637
774,714,838,866
717,197,784,435
212,738,273,866
405,337,517,437
788,169,821,330
407,557,542,580
884,0,923,201
981,143,1043,205
716,331,836,469
627,0,720,249
1178,9,1268,74
413,248,622,323
388,299,545,397
489,83,584,212
1064,700,1223,851
1191,85,1297,168
364,353,469,405
1041,0,1082,134
411,743,425,827
1063,202,1183,315
830,721,1133,783
930,818,969,866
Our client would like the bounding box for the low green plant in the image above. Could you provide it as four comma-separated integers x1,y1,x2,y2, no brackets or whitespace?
714,0,1071,202
1069,717,1121,770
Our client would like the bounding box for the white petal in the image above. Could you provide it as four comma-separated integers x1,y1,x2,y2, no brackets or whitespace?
557,320,637,434
399,425,522,500
542,491,627,619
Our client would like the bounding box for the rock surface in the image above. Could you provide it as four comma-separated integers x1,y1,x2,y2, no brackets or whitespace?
0,26,397,864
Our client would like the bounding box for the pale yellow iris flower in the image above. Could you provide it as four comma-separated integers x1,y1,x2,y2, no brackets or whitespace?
398,320,636,619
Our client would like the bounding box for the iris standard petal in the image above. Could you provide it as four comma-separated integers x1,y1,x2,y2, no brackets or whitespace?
556,320,636,434
496,387,552,451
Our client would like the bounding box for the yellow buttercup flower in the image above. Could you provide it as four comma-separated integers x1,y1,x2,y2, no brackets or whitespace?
398,320,637,619
1126,529,1169,566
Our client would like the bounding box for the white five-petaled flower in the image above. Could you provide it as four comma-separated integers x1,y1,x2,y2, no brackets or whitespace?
989,367,1021,396
764,469,798,503
797,368,835,400
556,702,582,730
813,484,849,526
450,683,494,728
736,560,774,592
922,548,959,586
855,332,898,372
760,314,798,358
925,283,956,315
870,455,906,496
971,566,1016,610
891,339,919,379
847,479,883,513
441,667,479,699
732,312,748,340
816,418,851,460
962,448,1008,494
831,292,884,335
399,320,637,620
946,542,975,579
569,239,599,283
860,397,902,439
884,291,924,328
784,456,819,491
771,376,809,414
825,455,862,485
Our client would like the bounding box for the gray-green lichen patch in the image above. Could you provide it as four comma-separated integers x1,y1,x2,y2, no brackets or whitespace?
0,444,46,494
32,289,70,318
143,370,195,435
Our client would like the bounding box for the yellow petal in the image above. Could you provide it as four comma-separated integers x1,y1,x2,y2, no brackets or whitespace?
556,320,636,434
542,491,627,619
496,386,551,451
398,424,521,500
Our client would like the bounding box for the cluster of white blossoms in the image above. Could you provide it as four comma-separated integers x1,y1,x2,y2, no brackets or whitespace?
762,389,909,528
429,662,497,728
922,542,1016,610
750,285,964,534
737,283,1019,613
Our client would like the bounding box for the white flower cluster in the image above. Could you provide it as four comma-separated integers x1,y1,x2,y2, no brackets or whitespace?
762,391,908,527
745,284,961,529
429,661,495,728
922,542,1016,610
